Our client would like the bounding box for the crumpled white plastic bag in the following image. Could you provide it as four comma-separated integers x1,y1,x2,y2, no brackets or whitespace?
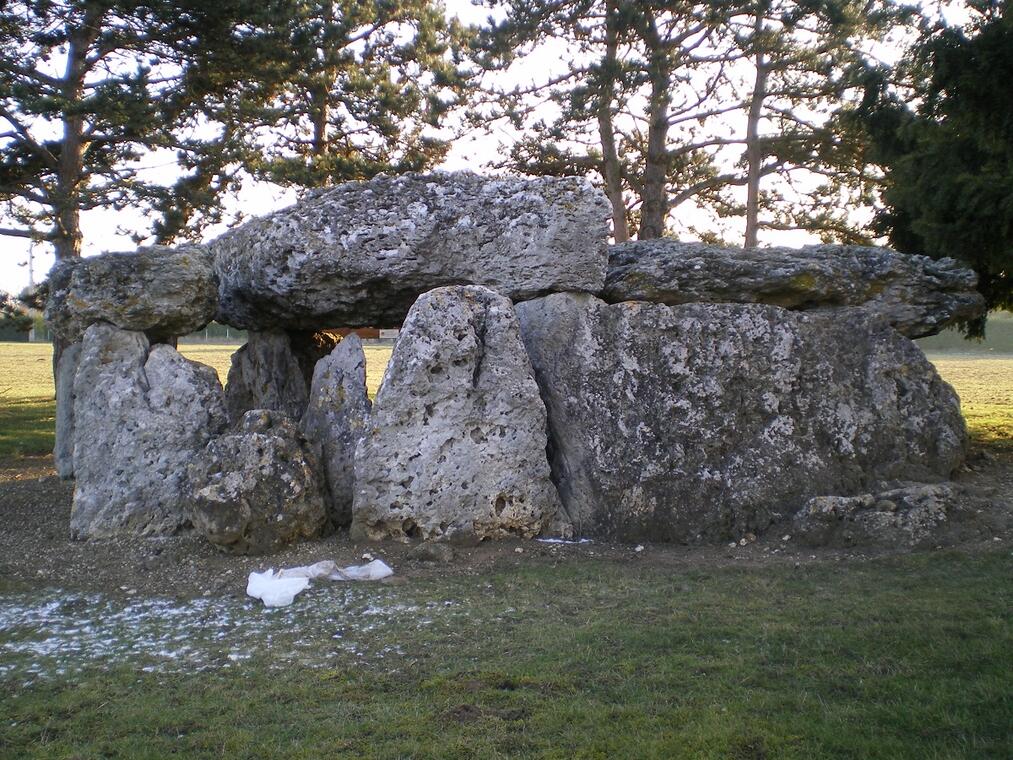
246,559,395,607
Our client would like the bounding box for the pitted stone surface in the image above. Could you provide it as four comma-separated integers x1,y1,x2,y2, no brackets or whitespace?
792,483,958,548
53,341,81,479
45,245,217,343
210,172,611,330
301,335,372,526
603,241,985,338
224,330,337,423
188,410,328,555
516,293,967,542
71,324,227,539
352,286,569,542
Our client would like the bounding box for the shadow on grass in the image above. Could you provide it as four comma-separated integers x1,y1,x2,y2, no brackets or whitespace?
0,397,54,460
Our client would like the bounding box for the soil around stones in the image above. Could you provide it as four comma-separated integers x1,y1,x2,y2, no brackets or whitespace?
1,448,1010,601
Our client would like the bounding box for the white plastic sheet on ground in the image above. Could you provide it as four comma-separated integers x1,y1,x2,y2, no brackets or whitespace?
247,559,394,607
535,538,593,545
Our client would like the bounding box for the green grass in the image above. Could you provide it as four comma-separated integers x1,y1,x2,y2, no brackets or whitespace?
1,342,1008,460
0,342,392,459
1,551,1010,758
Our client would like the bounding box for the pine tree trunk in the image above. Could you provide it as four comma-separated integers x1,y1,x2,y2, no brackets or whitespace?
598,1,629,243
637,18,671,240
744,14,769,249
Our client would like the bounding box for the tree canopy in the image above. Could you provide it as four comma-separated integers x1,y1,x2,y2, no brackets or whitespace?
864,0,1012,333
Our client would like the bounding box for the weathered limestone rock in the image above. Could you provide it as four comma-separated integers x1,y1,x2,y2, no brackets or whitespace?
188,410,328,555
352,286,569,542
792,483,957,548
516,293,967,542
300,335,372,526
224,330,337,422
603,241,985,338
45,245,217,343
210,172,611,330
53,342,81,479
71,324,227,539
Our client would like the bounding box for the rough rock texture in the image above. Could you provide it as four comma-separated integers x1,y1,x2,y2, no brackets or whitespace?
352,286,569,542
224,330,337,423
45,245,217,343
603,241,986,338
53,341,81,479
516,293,967,542
71,324,227,539
210,172,611,330
792,483,958,547
188,410,328,555
300,335,372,526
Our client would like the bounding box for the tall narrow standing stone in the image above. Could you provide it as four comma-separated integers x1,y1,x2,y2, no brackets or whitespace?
53,342,81,479
301,335,372,526
352,286,569,542
71,324,227,539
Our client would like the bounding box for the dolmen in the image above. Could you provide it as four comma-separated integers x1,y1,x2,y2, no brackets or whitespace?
45,171,986,553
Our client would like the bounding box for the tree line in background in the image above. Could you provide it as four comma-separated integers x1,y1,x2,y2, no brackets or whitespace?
1,0,1009,332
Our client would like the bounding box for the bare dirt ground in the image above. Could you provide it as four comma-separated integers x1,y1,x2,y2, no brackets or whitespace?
1,447,1010,602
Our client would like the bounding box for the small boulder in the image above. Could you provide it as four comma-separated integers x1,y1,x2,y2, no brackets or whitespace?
210,171,611,330
407,542,456,563
188,410,328,555
45,245,217,343
300,335,372,526
352,285,569,542
603,240,985,338
792,483,958,547
71,324,227,539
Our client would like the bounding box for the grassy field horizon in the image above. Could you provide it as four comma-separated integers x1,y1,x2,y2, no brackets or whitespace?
3,340,1009,459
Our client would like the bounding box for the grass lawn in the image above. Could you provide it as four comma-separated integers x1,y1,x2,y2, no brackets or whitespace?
1,550,1010,759
0,341,1010,758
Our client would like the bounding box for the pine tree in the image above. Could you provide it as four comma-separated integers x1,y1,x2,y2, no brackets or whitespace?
864,0,1012,333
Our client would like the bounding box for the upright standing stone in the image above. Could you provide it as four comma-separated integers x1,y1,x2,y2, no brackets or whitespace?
71,324,227,539
53,342,81,479
352,286,569,542
301,335,372,526
210,172,611,330
516,293,967,542
224,330,337,423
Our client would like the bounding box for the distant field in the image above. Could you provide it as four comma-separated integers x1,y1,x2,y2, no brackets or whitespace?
0,342,1009,459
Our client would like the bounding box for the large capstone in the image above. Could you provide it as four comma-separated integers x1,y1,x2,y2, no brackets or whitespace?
210,172,611,330
71,323,227,539
602,241,985,338
301,335,372,526
516,293,967,542
352,286,569,542
45,245,217,343
224,330,337,423
188,410,328,555
53,341,81,479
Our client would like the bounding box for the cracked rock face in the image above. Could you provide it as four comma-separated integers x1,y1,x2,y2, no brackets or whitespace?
188,410,328,555
603,241,986,338
70,324,228,539
46,245,218,343
210,171,611,330
300,335,372,526
224,330,338,423
352,286,569,542
516,293,967,543
792,483,958,547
